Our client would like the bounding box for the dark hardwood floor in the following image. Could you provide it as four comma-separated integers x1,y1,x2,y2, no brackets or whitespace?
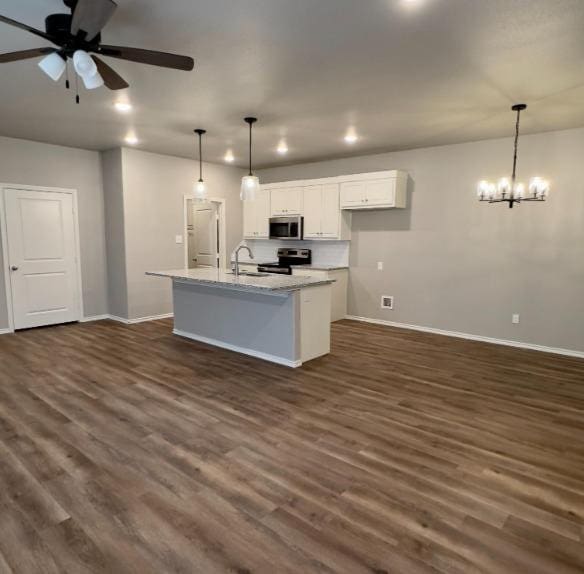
0,318,583,573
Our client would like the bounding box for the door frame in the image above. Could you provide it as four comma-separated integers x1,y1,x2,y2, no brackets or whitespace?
183,195,227,269
0,183,84,333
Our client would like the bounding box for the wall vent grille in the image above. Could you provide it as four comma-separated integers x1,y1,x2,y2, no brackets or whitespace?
381,296,394,310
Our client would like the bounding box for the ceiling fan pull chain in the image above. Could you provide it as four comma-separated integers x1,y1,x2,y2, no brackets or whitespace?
65,60,70,89
74,71,80,104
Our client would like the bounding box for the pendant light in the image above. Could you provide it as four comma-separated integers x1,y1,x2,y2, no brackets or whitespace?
476,104,549,208
241,117,260,201
193,129,207,202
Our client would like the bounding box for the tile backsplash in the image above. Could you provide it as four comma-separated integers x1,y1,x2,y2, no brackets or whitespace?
235,240,350,267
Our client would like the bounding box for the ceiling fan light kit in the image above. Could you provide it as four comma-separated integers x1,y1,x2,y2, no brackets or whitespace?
0,0,195,102
38,52,66,81
477,104,550,208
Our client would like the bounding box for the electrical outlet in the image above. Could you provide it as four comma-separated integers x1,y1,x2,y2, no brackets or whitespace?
381,296,394,310
175,235,183,244
512,314,520,324
377,262,383,271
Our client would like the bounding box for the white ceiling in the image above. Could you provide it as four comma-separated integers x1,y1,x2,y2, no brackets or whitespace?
0,0,583,168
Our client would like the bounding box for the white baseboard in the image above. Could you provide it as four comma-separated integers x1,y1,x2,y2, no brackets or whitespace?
0,313,174,333
106,313,174,325
128,313,174,324
80,314,110,323
107,315,131,325
345,315,584,359
173,328,302,368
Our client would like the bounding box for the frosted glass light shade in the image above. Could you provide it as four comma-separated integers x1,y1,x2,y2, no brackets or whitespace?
240,175,259,201
38,53,66,81
193,180,207,202
82,71,104,90
73,50,97,78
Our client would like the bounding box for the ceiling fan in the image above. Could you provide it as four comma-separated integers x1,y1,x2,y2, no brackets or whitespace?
0,0,194,100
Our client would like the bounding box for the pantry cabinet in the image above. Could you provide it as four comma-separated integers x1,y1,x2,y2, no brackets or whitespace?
243,188,270,239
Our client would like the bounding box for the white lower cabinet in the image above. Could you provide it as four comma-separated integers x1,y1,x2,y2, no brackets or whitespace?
292,268,348,322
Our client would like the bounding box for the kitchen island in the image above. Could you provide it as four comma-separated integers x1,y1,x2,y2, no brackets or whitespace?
146,268,334,367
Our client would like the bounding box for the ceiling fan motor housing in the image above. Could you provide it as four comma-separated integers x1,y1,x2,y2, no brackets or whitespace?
45,13,101,54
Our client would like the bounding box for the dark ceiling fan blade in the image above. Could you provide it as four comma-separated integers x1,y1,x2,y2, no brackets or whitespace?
0,47,57,64
97,45,194,71
71,0,117,42
92,56,129,90
0,14,55,41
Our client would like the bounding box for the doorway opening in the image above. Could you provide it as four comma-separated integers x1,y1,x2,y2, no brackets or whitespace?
183,196,227,270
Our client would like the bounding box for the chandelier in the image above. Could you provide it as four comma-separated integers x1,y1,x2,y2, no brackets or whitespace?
477,104,549,208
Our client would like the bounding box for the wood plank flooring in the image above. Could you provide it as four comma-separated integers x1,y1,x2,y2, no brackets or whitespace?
0,318,583,573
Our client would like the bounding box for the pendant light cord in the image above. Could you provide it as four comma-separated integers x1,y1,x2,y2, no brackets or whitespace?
199,131,203,182
249,122,253,176
511,107,521,185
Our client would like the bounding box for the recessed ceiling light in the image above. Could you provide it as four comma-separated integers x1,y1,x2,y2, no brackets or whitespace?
114,102,132,113
224,150,235,163
124,134,139,145
277,140,289,155
344,129,359,144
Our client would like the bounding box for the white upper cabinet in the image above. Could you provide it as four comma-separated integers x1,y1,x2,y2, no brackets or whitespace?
243,171,408,242
340,171,408,210
303,184,350,240
271,187,304,216
243,188,270,239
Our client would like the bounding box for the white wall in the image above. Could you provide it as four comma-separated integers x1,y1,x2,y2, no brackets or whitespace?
0,136,108,328
259,127,584,354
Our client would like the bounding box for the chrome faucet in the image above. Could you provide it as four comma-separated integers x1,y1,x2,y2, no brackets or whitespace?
234,245,254,277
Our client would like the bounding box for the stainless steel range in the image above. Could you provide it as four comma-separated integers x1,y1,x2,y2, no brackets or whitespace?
257,248,312,275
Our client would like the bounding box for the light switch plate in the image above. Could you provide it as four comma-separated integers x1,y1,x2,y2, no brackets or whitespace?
175,235,183,244
377,262,383,271
512,314,520,324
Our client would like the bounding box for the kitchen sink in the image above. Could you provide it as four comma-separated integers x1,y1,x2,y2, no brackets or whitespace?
228,271,270,278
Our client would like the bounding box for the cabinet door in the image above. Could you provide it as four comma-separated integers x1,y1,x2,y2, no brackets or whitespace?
365,178,395,206
270,188,288,216
271,187,304,215
303,186,322,238
340,181,366,208
243,196,257,238
320,184,340,238
255,189,271,237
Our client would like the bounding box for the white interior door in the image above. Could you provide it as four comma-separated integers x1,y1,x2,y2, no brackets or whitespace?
192,203,218,267
4,188,81,329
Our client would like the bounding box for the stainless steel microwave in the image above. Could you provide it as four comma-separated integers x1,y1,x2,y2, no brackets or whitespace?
269,216,303,240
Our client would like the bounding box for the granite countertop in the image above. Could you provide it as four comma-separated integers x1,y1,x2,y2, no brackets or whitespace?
289,264,349,271
146,268,334,294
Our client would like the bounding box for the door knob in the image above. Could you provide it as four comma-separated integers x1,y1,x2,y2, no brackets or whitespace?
10,266,18,271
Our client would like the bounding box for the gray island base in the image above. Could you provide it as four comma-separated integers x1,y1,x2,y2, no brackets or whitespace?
146,269,334,367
